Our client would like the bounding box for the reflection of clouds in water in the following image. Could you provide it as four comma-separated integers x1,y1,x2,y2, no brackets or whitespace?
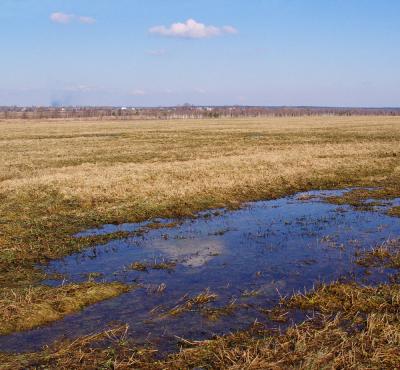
6,189,400,354
152,239,225,267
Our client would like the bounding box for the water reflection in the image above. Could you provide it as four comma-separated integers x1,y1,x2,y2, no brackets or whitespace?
1,189,399,353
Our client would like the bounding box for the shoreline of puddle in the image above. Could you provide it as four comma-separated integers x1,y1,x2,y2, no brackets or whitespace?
1,188,399,354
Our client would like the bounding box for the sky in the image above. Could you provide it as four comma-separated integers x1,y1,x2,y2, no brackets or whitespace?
1,0,399,107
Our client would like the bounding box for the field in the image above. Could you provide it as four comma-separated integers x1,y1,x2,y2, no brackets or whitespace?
1,116,400,368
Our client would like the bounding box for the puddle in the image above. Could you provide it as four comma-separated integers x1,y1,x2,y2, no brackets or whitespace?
1,189,399,354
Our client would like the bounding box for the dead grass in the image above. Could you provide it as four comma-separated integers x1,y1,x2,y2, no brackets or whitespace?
159,282,400,369
201,299,241,321
259,306,290,323
326,187,400,211
3,285,400,369
1,116,400,288
355,239,400,269
173,312,400,370
128,259,176,272
388,206,400,217
0,325,158,370
0,282,131,335
129,261,148,271
166,288,218,316
285,282,400,316
1,116,400,366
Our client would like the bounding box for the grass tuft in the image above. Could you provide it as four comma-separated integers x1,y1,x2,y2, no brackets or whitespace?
166,288,218,316
355,239,400,269
0,282,132,335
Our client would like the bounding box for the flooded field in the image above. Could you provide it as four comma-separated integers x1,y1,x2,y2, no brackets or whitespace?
1,189,399,354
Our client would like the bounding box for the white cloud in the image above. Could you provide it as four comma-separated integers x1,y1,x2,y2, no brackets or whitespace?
50,12,74,24
149,19,238,39
78,16,96,25
221,26,238,35
146,49,167,56
50,12,96,25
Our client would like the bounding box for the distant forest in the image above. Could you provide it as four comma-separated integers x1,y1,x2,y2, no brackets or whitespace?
1,106,400,120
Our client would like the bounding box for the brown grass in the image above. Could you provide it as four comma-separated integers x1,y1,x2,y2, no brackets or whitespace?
0,325,158,370
1,116,400,367
326,187,400,212
201,299,241,321
3,284,400,369
285,282,400,316
388,206,400,217
0,282,131,335
355,239,400,269
166,288,218,316
1,116,400,287
128,259,176,272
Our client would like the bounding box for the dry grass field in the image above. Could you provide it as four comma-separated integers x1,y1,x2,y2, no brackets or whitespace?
1,116,400,368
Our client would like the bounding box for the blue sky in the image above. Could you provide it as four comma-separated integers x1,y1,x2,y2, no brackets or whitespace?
1,0,399,107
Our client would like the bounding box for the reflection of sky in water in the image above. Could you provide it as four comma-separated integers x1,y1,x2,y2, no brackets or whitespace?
1,189,399,354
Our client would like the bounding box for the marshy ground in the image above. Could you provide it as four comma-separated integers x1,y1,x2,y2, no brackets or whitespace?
1,116,400,368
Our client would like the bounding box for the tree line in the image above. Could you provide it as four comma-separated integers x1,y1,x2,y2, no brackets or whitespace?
1,106,400,120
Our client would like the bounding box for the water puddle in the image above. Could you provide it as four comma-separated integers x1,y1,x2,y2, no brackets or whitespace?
1,189,399,353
